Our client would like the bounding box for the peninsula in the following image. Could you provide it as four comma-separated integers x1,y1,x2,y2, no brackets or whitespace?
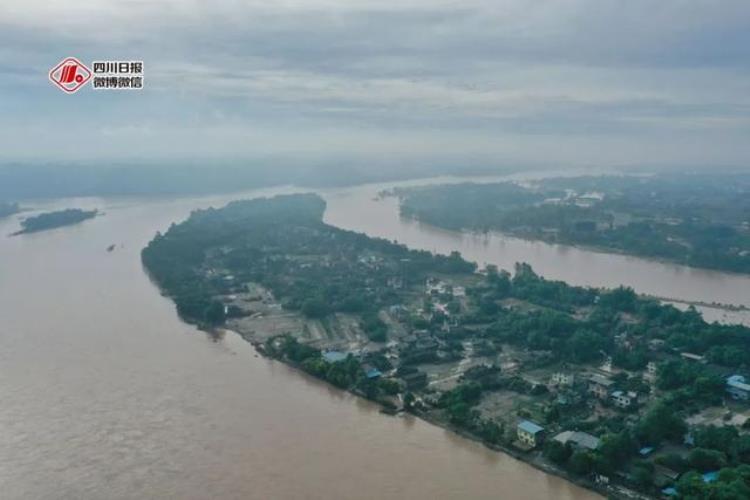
142,193,750,499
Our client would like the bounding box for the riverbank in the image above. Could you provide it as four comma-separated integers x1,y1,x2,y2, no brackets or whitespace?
242,333,640,500
140,193,750,500
392,175,750,277
406,215,750,281
1,191,606,500
394,213,750,317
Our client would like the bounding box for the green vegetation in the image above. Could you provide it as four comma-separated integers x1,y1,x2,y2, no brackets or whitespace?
476,264,750,371
13,208,98,235
397,173,750,273
142,194,475,328
143,192,750,498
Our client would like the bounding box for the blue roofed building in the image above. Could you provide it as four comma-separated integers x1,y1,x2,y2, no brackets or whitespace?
727,375,750,401
702,471,719,483
639,446,655,457
517,420,545,448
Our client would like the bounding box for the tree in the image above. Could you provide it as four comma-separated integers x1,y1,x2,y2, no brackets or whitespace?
688,448,726,472
302,298,330,318
568,329,607,363
544,440,572,465
631,461,654,489
694,425,738,456
568,450,595,475
599,286,637,312
635,402,687,445
731,435,750,465
204,300,226,325
676,471,709,499
599,431,636,472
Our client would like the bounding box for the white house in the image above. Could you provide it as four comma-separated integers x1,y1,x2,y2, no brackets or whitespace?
611,390,637,409
550,372,575,387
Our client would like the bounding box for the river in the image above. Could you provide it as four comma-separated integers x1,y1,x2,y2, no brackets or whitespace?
1,175,748,500
322,177,750,325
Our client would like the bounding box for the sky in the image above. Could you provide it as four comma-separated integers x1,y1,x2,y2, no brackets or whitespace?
1,0,749,168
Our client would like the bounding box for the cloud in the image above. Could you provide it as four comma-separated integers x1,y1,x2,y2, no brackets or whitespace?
0,0,749,166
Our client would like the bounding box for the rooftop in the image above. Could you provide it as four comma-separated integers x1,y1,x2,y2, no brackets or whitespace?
727,375,750,391
553,430,600,450
518,420,544,435
589,374,614,387
322,351,348,363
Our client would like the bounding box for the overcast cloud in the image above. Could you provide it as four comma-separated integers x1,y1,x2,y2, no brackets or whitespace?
1,0,749,167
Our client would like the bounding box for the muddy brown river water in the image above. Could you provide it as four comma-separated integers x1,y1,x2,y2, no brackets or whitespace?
2,175,748,499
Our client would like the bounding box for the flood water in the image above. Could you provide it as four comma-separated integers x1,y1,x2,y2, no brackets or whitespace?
323,177,750,325
1,174,748,499
0,184,598,500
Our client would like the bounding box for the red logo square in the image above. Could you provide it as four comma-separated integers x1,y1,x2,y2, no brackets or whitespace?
49,57,92,94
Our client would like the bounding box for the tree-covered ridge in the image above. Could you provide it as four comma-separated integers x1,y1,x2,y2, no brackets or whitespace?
397,173,750,274
0,201,20,218
142,193,476,327
14,208,98,235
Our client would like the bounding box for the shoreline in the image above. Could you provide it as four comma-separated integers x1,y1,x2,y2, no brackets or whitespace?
235,330,648,500
397,212,750,308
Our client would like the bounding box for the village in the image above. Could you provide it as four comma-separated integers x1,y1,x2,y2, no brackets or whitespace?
225,268,750,498
142,194,750,499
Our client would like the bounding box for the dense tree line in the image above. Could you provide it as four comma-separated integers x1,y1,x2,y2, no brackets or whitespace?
142,193,476,327
14,208,98,234
469,264,750,371
398,173,750,273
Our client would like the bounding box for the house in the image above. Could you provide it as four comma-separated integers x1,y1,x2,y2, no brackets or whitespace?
322,351,348,363
703,471,719,483
550,372,575,387
426,278,449,295
363,365,382,380
654,464,681,487
553,430,600,451
639,446,655,457
517,420,545,448
648,339,666,351
588,374,614,399
680,352,706,363
644,361,658,383
611,390,637,409
727,375,750,401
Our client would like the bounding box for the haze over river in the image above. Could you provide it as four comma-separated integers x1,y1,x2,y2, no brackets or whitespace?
2,174,749,499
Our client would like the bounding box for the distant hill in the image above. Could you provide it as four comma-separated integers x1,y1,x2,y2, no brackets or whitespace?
0,162,519,200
